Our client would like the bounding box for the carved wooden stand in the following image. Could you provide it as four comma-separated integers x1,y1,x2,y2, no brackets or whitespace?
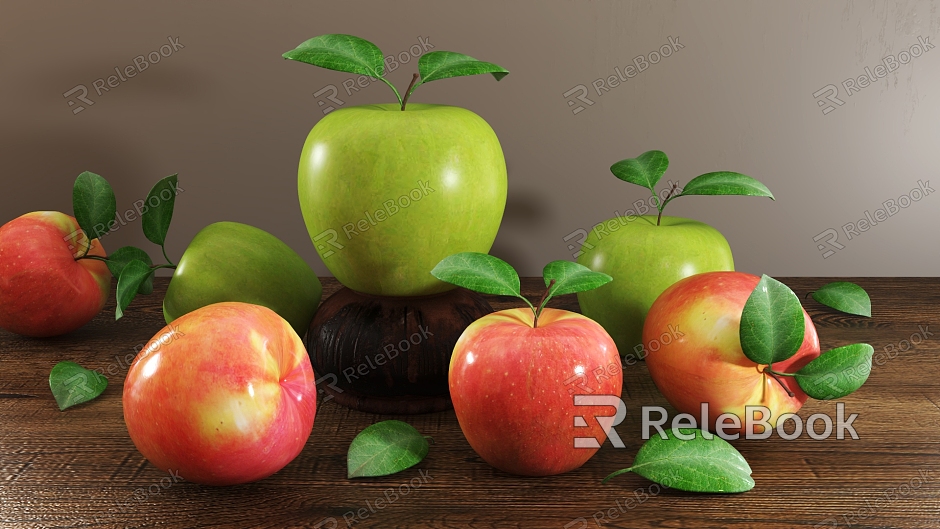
305,287,493,414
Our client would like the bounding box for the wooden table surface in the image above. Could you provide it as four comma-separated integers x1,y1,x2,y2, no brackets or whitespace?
1,277,938,529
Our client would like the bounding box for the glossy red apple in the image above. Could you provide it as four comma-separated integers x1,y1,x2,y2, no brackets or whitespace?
0,212,110,337
643,271,820,434
450,307,622,476
123,302,317,485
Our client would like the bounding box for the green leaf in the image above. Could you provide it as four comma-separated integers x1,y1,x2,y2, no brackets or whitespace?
141,174,179,246
603,428,754,493
282,34,386,78
541,260,612,308
49,361,107,411
739,275,805,365
430,252,522,298
811,282,871,317
609,150,670,195
136,271,154,296
115,260,153,320
347,420,429,478
795,343,874,400
105,246,154,295
72,171,116,242
679,171,774,200
415,51,508,89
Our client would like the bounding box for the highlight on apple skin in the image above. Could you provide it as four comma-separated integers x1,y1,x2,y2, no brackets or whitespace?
643,271,821,435
0,211,110,337
123,302,317,486
449,307,622,477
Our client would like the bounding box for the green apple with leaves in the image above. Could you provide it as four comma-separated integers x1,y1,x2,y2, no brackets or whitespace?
283,34,508,296
576,150,774,358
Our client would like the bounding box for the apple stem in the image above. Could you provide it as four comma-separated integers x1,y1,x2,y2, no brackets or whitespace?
161,245,176,268
376,77,404,107
532,279,556,329
656,181,681,226
76,255,108,263
764,368,795,398
400,73,420,111
74,235,94,260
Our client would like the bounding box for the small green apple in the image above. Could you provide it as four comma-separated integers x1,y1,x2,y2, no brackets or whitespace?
283,34,509,297
163,222,322,335
577,215,733,357
576,150,774,358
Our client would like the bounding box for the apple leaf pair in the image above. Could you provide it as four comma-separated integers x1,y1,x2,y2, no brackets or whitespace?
610,150,774,225
72,171,180,319
430,252,613,328
282,34,508,110
741,276,874,400
347,420,430,479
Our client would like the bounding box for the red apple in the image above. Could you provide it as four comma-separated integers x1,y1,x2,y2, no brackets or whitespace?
450,307,622,476
0,211,110,337
123,302,317,485
643,271,821,435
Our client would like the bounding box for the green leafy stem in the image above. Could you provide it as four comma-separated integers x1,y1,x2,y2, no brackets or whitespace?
71,171,181,320
431,252,612,328
609,150,775,225
282,34,508,111
740,275,874,400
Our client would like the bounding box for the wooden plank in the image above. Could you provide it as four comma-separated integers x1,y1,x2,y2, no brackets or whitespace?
1,277,938,528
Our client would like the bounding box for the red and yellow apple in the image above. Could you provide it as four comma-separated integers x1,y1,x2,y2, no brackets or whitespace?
123,302,317,486
643,271,820,434
0,211,110,337
450,307,622,476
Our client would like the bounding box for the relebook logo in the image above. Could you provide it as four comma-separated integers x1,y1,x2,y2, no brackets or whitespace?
572,396,860,445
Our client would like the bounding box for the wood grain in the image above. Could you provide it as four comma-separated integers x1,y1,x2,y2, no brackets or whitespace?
1,277,939,529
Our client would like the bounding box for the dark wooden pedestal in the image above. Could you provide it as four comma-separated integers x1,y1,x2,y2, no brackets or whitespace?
305,286,493,414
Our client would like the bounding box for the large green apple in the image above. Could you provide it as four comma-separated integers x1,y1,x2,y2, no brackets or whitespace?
163,222,322,335
297,103,507,296
577,215,733,358
575,150,774,358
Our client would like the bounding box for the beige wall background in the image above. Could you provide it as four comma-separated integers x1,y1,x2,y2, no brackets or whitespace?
1,0,938,277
